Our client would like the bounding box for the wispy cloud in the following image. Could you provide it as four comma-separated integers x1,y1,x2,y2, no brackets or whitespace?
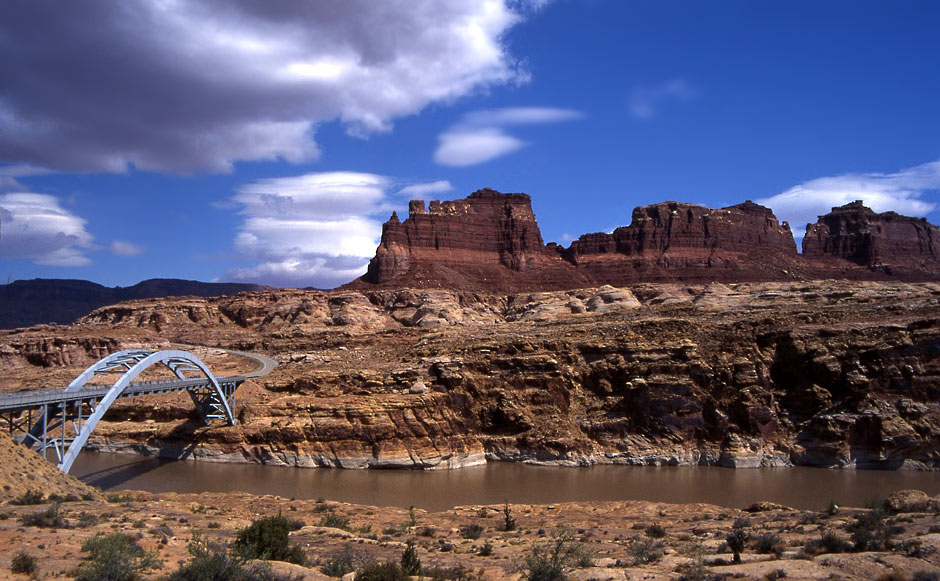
434,106,582,166
0,164,51,192
756,159,940,240
110,240,145,256
0,2,536,173
0,193,94,266
628,79,696,120
398,180,454,197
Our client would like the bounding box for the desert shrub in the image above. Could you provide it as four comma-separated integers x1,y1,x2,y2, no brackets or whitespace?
847,507,891,551
408,506,419,527
19,503,65,528
105,493,134,504
356,560,406,581
418,525,436,537
755,532,785,555
318,513,351,531
913,572,940,581
321,545,357,578
169,534,296,581
522,527,590,581
422,565,476,581
75,532,160,581
645,524,667,538
233,515,307,565
76,511,99,528
479,541,494,556
726,529,749,564
629,537,665,565
461,523,484,539
10,550,38,576
401,540,421,576
10,490,45,505
803,531,850,556
501,502,517,531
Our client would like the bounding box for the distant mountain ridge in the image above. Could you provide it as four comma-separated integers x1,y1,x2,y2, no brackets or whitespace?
0,278,269,329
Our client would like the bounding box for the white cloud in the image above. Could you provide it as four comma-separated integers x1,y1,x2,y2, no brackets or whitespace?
0,193,94,266
227,171,408,288
628,79,696,119
0,2,537,173
435,129,526,166
757,159,940,240
434,106,581,166
110,240,145,256
399,180,454,197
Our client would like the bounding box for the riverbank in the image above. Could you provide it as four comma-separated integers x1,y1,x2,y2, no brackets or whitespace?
2,488,939,580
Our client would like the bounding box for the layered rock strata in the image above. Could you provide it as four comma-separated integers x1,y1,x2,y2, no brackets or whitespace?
803,200,940,276
355,190,940,292
3,281,939,470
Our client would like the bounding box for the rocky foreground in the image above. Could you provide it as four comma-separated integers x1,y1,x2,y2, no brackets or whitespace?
1,279,939,471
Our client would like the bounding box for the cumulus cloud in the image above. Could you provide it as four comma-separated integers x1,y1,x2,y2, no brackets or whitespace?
227,171,403,288
628,79,696,119
434,106,582,166
0,1,539,173
0,193,94,266
757,159,940,240
110,240,145,256
398,180,454,197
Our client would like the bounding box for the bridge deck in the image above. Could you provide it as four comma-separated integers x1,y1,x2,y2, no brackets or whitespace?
0,375,246,413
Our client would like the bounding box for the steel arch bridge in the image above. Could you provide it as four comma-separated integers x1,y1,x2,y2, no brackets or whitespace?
0,348,258,473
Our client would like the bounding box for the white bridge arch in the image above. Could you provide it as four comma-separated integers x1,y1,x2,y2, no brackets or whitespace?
16,349,238,473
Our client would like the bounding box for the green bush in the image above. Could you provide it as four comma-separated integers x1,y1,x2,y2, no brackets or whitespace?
460,523,484,539
522,527,589,581
19,503,65,528
320,545,357,578
628,537,664,566
755,533,785,555
726,529,749,564
75,533,160,581
169,534,297,581
317,513,351,531
501,502,517,532
10,490,45,505
10,550,38,576
356,560,406,581
233,514,307,565
401,540,421,576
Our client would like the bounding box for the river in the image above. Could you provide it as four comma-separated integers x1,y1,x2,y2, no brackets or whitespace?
71,452,940,512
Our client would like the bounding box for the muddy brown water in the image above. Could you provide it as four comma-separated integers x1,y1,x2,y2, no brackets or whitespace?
71,452,940,512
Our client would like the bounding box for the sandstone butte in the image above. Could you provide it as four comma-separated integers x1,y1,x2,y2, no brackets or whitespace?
349,189,940,291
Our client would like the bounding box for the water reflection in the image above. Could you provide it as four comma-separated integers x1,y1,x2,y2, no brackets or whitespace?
72,452,940,512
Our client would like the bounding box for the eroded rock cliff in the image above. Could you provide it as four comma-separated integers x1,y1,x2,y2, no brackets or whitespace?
354,190,940,292
803,201,940,278
3,281,938,470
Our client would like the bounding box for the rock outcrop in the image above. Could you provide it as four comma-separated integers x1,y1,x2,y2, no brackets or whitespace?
803,200,940,277
355,190,940,292
362,188,587,291
563,200,799,283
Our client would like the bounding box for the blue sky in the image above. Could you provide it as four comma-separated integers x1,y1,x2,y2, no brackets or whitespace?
1,0,939,288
